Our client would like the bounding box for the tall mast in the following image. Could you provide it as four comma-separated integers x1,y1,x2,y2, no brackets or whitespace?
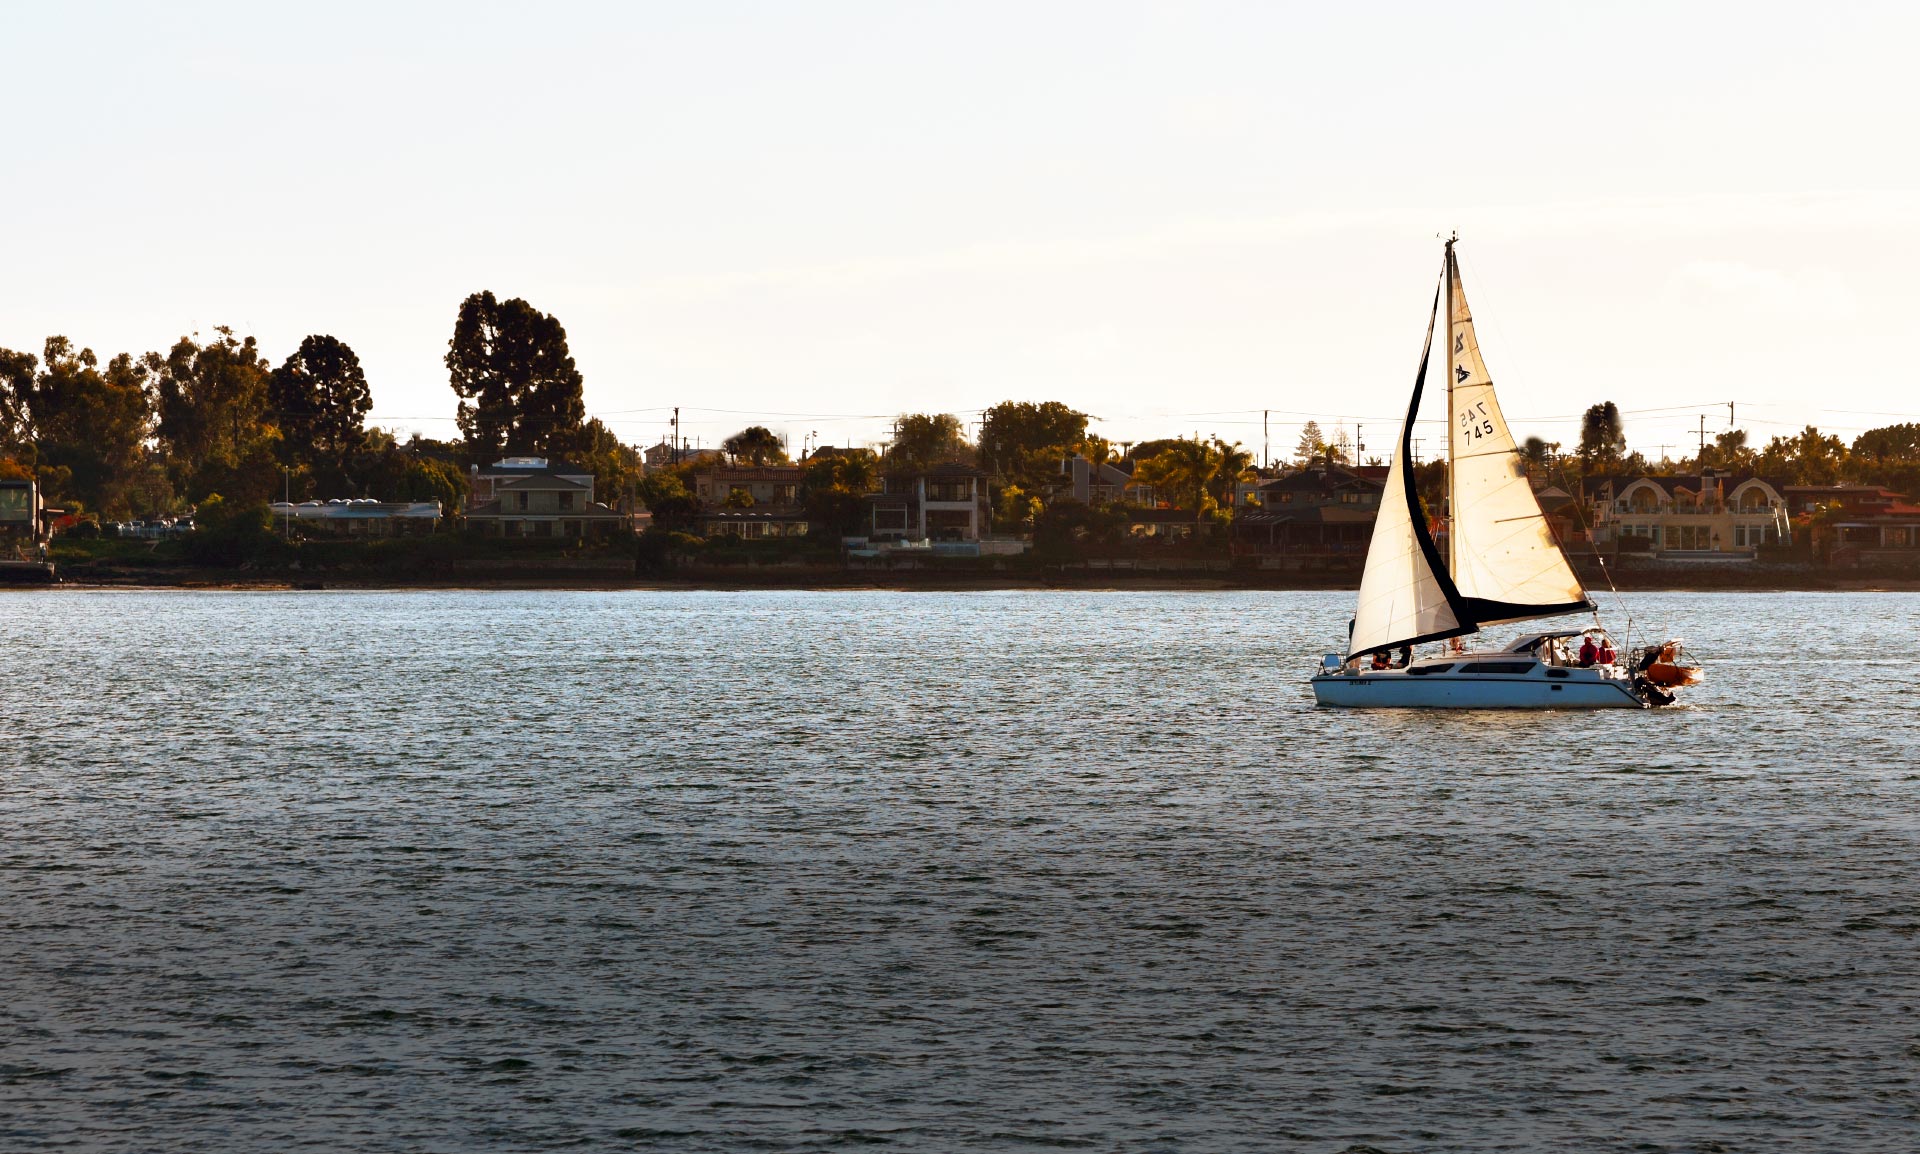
1444,233,1458,579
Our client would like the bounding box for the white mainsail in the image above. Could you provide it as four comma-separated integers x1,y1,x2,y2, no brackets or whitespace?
1347,283,1469,658
1444,248,1591,626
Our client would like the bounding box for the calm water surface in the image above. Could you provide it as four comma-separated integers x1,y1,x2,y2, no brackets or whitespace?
2,589,1918,1152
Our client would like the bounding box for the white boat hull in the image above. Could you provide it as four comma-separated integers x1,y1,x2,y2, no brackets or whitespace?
1311,664,1645,709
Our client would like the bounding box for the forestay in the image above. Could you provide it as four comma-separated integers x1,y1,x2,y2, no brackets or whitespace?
1444,249,1591,626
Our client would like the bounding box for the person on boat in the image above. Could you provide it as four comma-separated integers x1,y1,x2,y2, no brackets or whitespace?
1369,650,1392,671
1577,635,1598,667
1395,645,1412,668
1596,636,1617,666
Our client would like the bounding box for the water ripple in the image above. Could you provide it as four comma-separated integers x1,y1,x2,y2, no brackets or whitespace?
1,589,1917,1151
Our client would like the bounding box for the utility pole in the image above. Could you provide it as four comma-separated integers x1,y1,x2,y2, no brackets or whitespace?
1697,415,1706,460
1356,423,1365,462
1263,410,1270,470
1728,401,1735,429
672,407,681,464
1413,437,1424,466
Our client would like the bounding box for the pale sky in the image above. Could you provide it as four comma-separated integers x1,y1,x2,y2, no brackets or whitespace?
3,1,1916,464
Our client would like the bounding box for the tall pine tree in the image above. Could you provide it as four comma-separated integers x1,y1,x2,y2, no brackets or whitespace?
446,292,586,460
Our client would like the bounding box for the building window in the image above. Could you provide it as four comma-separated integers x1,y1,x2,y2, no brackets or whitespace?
559,491,574,511
515,492,529,511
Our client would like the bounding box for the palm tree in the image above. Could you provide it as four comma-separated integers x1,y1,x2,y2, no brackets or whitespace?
722,425,787,466
1135,437,1248,532
1206,438,1255,514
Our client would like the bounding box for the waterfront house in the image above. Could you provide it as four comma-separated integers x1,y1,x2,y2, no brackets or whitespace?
465,456,626,538
700,509,812,539
270,500,442,537
1584,471,1791,559
690,465,806,509
864,463,988,542
0,478,43,558
1784,484,1920,566
1232,460,1385,557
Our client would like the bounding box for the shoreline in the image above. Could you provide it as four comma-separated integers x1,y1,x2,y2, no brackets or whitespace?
25,571,1920,594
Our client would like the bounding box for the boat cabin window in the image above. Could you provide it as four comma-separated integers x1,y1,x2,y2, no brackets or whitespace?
1545,668,1570,679
1458,661,1536,675
1406,663,1455,676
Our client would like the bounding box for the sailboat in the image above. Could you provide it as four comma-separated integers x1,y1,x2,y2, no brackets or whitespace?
1310,237,1697,709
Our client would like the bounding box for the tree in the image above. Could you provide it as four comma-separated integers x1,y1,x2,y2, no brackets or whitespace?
1578,402,1626,469
270,335,371,488
576,418,644,510
801,448,878,536
1034,498,1130,561
0,345,36,460
354,434,471,509
1294,420,1324,464
636,467,699,532
1758,425,1848,485
890,413,968,467
1330,423,1353,464
995,483,1043,532
1521,435,1552,477
446,291,586,459
721,425,787,465
1079,435,1115,473
1849,423,1920,493
1206,439,1255,512
1851,424,1920,466
1699,428,1753,473
24,340,153,517
1125,438,1185,464
1133,438,1219,522
979,401,1088,483
149,327,277,503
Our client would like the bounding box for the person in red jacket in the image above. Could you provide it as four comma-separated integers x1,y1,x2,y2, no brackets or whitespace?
1596,635,1617,666
1577,635,1599,667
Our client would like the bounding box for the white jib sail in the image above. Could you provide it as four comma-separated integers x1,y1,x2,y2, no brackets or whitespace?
1445,253,1589,624
1350,438,1462,656
1348,286,1464,658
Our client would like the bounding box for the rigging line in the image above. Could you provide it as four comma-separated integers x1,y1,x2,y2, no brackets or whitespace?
1545,453,1642,651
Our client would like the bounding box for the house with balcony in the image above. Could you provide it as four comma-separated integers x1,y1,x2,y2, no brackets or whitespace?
678,465,812,540
0,478,44,559
1584,471,1791,559
863,463,988,542
465,456,626,538
689,465,805,509
1231,459,1385,557
1783,484,1920,566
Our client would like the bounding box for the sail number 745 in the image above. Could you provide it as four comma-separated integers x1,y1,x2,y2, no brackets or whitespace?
1459,400,1495,440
